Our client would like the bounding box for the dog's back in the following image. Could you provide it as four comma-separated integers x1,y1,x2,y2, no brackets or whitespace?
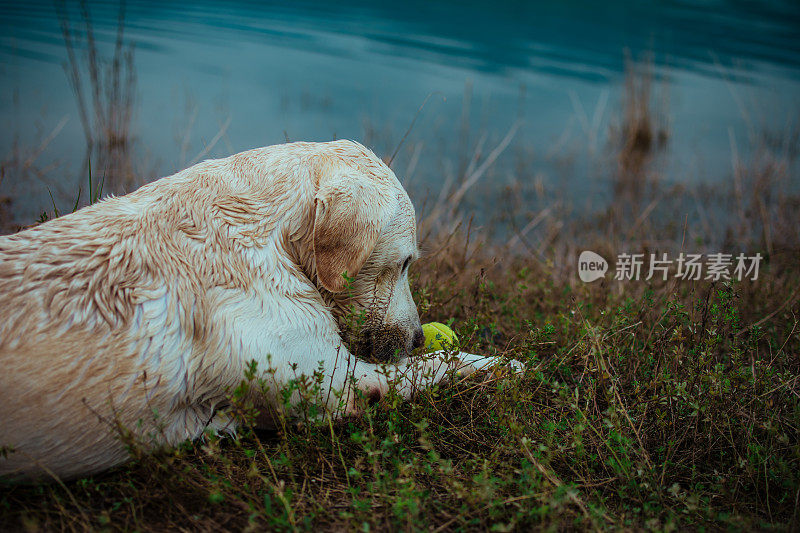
0,191,201,478
0,165,240,479
0,140,412,480
0,142,328,480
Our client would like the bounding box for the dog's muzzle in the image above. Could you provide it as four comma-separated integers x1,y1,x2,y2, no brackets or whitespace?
349,324,424,363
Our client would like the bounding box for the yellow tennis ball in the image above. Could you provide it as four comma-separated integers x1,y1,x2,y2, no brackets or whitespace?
422,322,459,352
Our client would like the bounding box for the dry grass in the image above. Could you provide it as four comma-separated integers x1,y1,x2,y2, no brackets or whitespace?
56,0,137,194
611,51,670,213
1,232,798,531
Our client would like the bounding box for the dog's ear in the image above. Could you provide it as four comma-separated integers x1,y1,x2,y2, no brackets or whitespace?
313,173,393,293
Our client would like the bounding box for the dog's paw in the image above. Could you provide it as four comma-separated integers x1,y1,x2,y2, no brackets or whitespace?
487,358,525,379
505,358,526,374
453,353,526,378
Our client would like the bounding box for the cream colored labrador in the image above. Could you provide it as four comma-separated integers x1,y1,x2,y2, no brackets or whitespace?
0,140,518,481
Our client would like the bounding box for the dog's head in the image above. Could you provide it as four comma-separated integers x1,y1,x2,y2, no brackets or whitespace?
309,141,423,362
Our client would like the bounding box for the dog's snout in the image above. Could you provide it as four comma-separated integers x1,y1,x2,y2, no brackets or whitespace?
412,327,425,350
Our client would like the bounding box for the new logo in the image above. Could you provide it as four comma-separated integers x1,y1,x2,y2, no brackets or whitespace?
578,250,608,283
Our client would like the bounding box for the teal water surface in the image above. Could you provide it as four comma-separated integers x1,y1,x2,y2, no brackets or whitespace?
1,0,799,223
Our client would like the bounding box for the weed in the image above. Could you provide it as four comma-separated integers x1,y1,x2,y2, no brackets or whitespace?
56,0,137,194
1,252,798,530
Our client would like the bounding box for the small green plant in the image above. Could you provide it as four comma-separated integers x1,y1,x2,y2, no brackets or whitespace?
1,255,798,530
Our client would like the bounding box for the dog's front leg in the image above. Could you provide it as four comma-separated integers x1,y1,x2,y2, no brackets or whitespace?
328,351,523,418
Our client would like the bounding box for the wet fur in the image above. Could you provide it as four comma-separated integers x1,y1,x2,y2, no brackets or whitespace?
0,140,509,481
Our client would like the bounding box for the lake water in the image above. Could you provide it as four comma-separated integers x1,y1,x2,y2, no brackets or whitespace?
1,0,799,226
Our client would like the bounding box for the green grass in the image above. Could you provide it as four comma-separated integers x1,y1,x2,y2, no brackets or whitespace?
2,250,798,531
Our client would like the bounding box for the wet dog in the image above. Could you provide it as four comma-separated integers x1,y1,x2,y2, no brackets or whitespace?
0,140,518,480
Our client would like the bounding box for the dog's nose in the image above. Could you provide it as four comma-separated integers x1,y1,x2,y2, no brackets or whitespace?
412,327,425,350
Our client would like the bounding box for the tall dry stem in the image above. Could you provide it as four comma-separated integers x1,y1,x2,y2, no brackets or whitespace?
57,0,137,195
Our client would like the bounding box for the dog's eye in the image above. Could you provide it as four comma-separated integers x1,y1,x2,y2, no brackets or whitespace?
401,256,412,273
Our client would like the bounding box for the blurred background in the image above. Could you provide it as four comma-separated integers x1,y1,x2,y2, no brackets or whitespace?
1,0,799,267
